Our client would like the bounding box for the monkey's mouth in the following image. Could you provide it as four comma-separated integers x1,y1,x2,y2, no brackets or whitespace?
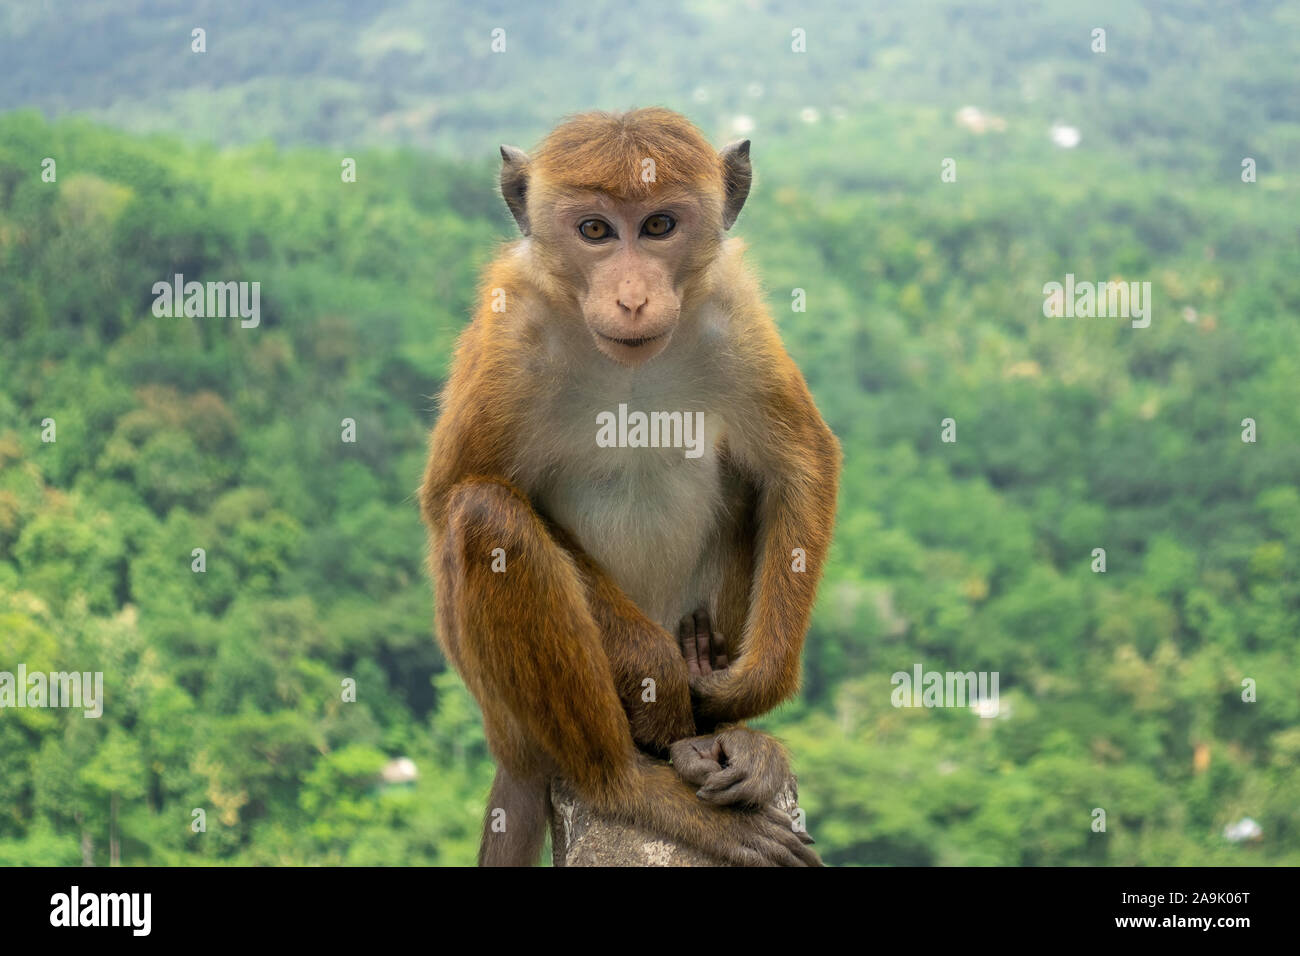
596,331,667,348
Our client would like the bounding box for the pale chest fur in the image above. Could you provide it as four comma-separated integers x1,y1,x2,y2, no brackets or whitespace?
513,334,736,629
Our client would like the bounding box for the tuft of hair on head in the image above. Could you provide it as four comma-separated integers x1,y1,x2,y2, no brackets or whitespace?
531,107,725,201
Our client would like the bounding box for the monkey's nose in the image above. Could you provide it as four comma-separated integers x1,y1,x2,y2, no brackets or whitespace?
617,291,648,320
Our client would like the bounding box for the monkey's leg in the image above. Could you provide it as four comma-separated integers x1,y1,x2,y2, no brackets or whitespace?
440,478,819,866
478,766,550,867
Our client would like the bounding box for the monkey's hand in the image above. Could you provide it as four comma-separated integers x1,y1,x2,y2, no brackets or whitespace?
678,607,752,724
679,607,729,679
670,725,796,810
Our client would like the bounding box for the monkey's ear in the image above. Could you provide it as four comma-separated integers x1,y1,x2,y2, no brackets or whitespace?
719,139,752,230
499,144,531,236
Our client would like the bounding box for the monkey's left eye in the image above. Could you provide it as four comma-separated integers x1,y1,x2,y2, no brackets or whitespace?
641,214,676,237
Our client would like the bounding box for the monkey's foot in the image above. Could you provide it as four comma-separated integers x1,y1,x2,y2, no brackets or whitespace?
548,772,816,866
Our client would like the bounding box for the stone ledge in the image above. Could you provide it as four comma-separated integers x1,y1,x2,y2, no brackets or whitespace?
549,773,801,867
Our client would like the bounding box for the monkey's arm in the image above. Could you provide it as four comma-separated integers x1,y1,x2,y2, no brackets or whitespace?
435,477,818,866
695,347,841,723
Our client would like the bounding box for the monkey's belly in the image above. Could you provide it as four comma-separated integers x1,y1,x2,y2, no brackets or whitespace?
539,451,729,630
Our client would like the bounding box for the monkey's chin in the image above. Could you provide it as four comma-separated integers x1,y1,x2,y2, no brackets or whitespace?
591,329,673,367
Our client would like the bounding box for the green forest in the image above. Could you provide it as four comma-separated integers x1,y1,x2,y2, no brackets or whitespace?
0,0,1298,866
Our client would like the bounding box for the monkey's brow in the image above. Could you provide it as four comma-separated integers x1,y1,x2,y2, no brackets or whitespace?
551,189,698,217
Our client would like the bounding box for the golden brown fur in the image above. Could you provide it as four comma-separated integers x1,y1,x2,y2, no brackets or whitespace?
420,108,840,866
532,107,724,200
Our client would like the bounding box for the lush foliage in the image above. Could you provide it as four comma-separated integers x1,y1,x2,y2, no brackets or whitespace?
1,0,1297,865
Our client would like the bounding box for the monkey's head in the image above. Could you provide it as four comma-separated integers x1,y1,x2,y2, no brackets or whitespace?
499,108,752,367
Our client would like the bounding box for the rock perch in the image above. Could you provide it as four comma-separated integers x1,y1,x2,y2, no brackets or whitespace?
549,773,804,866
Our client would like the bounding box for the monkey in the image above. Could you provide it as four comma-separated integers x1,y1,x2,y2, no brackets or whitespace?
420,107,840,866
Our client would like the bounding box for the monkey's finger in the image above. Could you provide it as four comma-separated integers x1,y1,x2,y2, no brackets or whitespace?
697,783,758,807
692,609,712,675
756,794,816,843
679,617,701,676
700,766,778,807
698,736,724,763
768,818,821,864
786,837,821,866
713,733,760,774
753,814,819,867
793,840,822,865
699,765,746,793
756,841,804,868
708,626,728,671
677,760,722,787
761,805,813,838
670,735,701,757
671,737,725,785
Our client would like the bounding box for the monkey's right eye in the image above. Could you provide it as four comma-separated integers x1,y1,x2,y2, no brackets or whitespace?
579,219,614,241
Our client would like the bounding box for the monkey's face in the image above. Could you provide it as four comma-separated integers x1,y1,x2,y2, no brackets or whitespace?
497,119,751,368
547,189,713,367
